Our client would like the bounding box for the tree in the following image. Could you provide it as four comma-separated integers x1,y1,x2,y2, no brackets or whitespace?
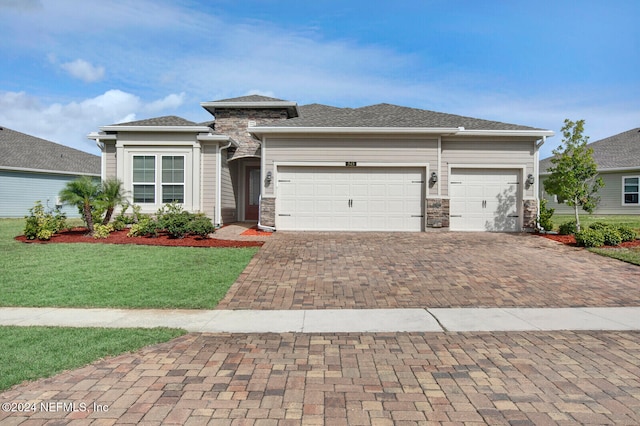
98,178,126,225
59,176,101,235
543,119,604,232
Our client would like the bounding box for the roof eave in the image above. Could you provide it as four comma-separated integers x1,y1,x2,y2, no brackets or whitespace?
201,101,300,118
249,127,554,137
98,125,211,132
1,165,100,177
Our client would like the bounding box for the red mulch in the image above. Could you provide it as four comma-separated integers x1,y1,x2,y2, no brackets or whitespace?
540,233,640,248
240,226,272,237
15,228,264,248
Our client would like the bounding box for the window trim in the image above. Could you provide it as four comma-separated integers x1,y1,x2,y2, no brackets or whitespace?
622,175,640,206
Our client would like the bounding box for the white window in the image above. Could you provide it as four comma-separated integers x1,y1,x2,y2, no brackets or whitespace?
132,155,185,204
623,176,639,205
132,155,156,203
162,156,185,203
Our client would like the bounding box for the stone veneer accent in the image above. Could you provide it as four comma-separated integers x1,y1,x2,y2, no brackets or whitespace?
426,198,450,228
214,109,289,139
522,199,538,232
260,198,276,227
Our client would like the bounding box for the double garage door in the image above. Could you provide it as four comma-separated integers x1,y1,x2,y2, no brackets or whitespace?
449,168,521,232
276,166,424,232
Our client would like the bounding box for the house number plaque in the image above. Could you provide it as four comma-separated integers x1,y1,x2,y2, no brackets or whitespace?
345,161,357,167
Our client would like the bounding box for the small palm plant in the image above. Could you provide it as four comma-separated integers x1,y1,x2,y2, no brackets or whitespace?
99,178,126,225
58,176,101,235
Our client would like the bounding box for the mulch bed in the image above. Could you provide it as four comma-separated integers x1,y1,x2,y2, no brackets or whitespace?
540,233,640,248
240,226,273,237
15,228,264,248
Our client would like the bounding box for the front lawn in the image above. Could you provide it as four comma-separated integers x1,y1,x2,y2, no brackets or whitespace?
589,247,640,266
0,219,259,309
0,326,185,391
553,214,640,232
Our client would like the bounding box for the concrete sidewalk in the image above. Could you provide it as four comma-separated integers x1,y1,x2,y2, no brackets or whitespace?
1,306,639,332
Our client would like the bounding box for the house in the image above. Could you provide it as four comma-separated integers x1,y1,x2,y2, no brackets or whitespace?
0,126,100,217
540,128,640,215
88,95,554,232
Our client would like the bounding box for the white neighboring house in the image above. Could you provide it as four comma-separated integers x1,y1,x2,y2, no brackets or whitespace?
0,126,100,217
540,128,640,215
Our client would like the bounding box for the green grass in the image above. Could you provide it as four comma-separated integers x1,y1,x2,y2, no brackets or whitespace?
551,215,640,266
0,326,185,391
589,247,640,266
552,214,640,232
0,218,259,309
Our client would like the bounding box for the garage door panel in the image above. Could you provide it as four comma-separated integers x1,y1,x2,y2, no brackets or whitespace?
450,168,520,232
276,166,424,232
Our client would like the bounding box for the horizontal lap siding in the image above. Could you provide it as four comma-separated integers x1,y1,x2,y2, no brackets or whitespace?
264,137,438,197
542,171,640,215
105,143,116,178
220,158,236,224
201,143,217,219
441,138,537,198
0,170,86,217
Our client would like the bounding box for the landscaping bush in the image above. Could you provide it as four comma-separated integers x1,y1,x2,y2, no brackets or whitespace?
574,228,605,248
188,214,215,237
93,224,114,239
588,221,610,231
127,216,158,237
24,201,67,240
558,220,577,235
601,227,622,246
617,225,638,242
157,202,192,238
538,198,554,231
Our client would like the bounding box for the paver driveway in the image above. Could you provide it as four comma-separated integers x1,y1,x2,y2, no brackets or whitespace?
217,232,640,310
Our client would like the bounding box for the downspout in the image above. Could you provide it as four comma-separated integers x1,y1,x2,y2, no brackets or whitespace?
216,140,233,228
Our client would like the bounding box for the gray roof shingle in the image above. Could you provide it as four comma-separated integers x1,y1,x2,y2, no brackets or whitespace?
263,103,540,130
540,128,640,171
0,126,100,175
114,115,199,126
211,95,289,103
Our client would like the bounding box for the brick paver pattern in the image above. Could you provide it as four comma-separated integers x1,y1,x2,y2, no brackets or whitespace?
2,331,639,425
218,232,640,310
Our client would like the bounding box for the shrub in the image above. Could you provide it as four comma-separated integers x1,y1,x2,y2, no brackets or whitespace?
601,227,622,246
157,202,192,238
127,216,158,237
616,226,637,242
558,220,577,235
538,198,554,231
575,228,605,248
93,224,114,239
24,201,67,240
588,221,610,231
188,214,215,237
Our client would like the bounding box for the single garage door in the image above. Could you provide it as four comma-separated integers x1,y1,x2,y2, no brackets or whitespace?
276,166,424,231
449,168,520,232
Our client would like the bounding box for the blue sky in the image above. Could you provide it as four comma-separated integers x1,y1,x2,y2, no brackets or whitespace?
1,0,638,160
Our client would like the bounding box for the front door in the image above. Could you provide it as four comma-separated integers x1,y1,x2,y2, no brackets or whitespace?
245,166,260,221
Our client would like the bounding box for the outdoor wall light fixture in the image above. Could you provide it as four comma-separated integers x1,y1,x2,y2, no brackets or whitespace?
527,174,535,185
430,172,438,183
265,171,272,185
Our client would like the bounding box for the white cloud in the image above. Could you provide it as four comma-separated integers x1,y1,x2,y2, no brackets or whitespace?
60,59,105,83
0,90,186,153
144,92,185,113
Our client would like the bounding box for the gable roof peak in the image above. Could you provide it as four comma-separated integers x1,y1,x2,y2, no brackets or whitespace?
113,115,198,127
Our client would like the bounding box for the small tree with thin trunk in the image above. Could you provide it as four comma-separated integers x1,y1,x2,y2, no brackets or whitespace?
98,178,126,225
543,119,604,232
59,176,101,235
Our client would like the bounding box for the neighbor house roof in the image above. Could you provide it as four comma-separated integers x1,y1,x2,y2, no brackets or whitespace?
540,127,640,172
260,103,542,131
0,125,100,175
